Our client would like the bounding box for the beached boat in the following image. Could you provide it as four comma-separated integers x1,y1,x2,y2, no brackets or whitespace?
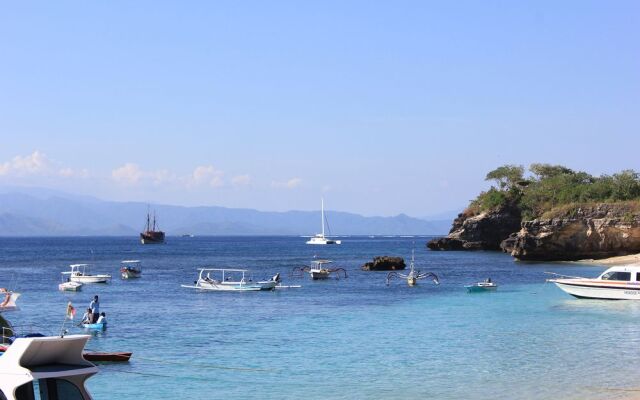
465,280,498,292
140,209,165,244
63,264,112,284
120,260,142,279
181,268,280,291
306,198,341,245
547,265,640,300
0,334,99,400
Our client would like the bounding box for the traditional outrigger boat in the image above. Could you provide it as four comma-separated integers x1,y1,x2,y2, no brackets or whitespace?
181,268,281,291
63,264,112,284
120,260,142,279
547,265,640,300
292,259,347,280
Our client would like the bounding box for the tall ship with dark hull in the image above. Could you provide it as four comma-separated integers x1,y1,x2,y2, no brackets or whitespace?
140,210,165,244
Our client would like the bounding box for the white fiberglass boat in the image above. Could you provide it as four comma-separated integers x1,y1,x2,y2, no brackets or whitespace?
63,264,112,284
181,268,280,291
0,334,98,400
306,198,341,245
547,265,640,300
0,290,19,313
59,279,83,292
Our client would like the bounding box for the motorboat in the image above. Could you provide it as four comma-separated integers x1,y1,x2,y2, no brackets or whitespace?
59,280,83,292
547,265,640,300
306,198,341,245
465,280,498,292
63,264,112,284
181,268,280,291
120,260,142,279
0,334,98,400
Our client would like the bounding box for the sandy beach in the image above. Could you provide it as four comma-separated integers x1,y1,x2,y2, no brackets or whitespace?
573,253,640,266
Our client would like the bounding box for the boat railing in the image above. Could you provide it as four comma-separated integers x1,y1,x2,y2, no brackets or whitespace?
544,271,586,280
1,323,52,345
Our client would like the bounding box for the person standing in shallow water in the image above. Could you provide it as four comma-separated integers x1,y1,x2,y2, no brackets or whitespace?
89,295,100,323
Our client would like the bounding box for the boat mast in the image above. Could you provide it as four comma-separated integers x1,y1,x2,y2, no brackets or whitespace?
321,198,325,238
153,211,156,231
146,207,150,232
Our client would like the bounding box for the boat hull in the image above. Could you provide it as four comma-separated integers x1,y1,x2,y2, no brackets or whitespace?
551,280,640,300
84,351,131,362
310,270,330,280
140,231,165,244
70,275,111,284
82,322,106,330
181,282,262,291
59,282,83,291
120,268,141,279
306,238,341,245
466,285,498,293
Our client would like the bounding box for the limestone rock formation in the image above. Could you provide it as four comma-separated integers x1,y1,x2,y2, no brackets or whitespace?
508,204,640,261
427,205,521,251
361,256,406,271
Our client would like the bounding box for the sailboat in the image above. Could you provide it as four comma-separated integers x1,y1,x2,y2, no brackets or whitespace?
306,198,341,245
140,208,165,244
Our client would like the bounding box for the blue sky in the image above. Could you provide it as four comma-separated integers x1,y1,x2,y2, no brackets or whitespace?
0,1,638,216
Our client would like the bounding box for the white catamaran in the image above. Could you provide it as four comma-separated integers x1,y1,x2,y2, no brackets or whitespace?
306,198,341,245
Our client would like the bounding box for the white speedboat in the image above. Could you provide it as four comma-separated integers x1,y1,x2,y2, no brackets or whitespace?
0,334,98,400
120,260,142,279
63,264,112,284
181,268,280,291
306,198,341,245
547,265,640,300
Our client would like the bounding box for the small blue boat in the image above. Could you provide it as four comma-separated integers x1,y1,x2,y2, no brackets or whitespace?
82,322,107,330
465,280,498,293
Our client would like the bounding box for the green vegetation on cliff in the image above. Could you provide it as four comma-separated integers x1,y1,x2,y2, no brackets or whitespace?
469,164,640,220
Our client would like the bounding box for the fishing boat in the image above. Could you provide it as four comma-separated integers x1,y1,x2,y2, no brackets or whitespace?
306,198,341,245
547,265,640,300
181,268,280,291
140,208,165,244
465,279,498,292
292,259,347,280
0,334,99,400
120,260,142,279
63,264,112,284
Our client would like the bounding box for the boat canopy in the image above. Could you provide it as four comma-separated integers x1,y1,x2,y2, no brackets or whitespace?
69,264,90,268
121,260,141,264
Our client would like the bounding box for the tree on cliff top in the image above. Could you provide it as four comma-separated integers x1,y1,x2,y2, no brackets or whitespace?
485,165,525,191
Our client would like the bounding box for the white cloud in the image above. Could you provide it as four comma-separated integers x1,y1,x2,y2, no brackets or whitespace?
0,151,88,179
231,174,251,187
111,163,144,185
189,165,224,188
271,177,302,189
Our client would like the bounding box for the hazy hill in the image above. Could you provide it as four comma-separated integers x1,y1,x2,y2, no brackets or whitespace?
0,187,450,236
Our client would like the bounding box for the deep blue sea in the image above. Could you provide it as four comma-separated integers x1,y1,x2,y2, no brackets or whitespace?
1,236,638,400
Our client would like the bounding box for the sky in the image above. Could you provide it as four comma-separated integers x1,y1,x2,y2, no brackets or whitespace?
0,1,638,217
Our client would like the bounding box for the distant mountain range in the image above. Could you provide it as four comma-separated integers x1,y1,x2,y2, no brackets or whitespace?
0,187,452,236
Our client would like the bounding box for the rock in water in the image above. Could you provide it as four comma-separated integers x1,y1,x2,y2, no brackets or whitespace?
427,204,521,251
361,256,406,271
509,204,640,261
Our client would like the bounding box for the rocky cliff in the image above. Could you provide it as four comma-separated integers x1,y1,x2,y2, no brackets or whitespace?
506,204,640,261
427,204,521,251
361,256,406,271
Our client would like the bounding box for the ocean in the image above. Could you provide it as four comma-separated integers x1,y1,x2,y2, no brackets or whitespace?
0,236,638,400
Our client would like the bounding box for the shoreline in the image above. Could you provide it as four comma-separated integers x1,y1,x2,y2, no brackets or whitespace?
571,253,640,267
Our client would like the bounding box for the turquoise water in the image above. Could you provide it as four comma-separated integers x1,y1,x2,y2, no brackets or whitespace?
1,236,638,399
